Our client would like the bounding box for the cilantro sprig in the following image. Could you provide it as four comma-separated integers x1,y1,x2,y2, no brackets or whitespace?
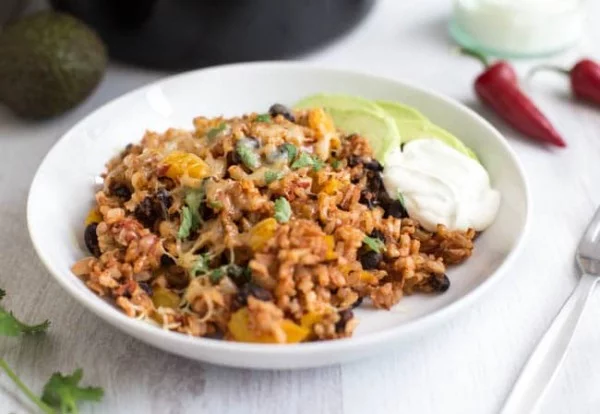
363,236,385,253
255,113,271,123
291,152,325,172
0,289,103,413
206,123,226,140
178,186,205,239
264,170,284,185
0,288,49,336
274,197,292,223
236,140,261,170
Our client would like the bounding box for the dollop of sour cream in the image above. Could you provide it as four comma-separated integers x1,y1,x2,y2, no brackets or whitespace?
382,139,500,232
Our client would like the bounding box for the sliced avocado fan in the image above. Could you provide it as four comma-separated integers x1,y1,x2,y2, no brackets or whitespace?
294,93,478,162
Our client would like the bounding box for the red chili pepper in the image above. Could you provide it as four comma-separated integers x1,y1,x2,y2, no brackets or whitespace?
530,59,600,106
461,49,566,148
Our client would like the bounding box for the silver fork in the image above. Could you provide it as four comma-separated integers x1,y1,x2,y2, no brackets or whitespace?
501,207,600,414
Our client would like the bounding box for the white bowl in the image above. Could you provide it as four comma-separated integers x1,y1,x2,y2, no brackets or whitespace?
27,62,529,369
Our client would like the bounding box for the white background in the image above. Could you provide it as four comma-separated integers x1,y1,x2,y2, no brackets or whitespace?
2,0,600,413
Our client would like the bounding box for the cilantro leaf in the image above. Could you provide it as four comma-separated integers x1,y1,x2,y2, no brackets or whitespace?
397,191,407,211
282,143,297,162
331,159,341,170
209,267,226,284
255,114,271,123
178,187,205,239
236,140,260,170
291,152,323,171
312,157,325,172
41,368,104,414
190,253,212,277
264,170,284,185
0,305,49,337
291,152,314,170
363,236,385,254
274,197,292,223
177,206,194,239
206,123,226,140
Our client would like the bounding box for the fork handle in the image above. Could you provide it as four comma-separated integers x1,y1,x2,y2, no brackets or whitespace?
500,273,598,414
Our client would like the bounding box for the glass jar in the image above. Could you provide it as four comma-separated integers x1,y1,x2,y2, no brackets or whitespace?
450,0,585,58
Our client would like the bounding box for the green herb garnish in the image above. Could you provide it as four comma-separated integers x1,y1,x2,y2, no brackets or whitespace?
363,236,385,253
255,114,271,123
177,206,194,239
331,159,341,170
209,267,226,284
236,140,261,170
291,152,324,171
312,157,325,172
0,290,49,336
190,253,212,277
274,197,292,223
291,152,314,170
41,368,104,414
264,170,284,185
178,186,206,239
206,123,226,140
282,143,297,162
226,264,252,285
397,192,407,211
0,290,103,413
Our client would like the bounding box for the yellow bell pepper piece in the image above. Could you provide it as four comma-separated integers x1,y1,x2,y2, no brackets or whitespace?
248,218,278,251
228,308,309,344
85,208,102,225
161,151,210,180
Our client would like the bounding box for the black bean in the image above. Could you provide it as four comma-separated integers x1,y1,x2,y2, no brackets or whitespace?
359,248,382,270
110,184,132,200
226,150,241,167
348,155,361,167
134,189,172,228
138,281,153,296
268,103,295,122
160,254,176,267
84,223,101,257
335,309,354,333
155,188,172,220
381,199,408,219
350,296,364,309
233,282,273,308
134,197,156,228
365,171,385,194
359,190,377,209
429,274,450,293
363,159,383,172
165,265,190,289
370,229,385,241
227,264,252,286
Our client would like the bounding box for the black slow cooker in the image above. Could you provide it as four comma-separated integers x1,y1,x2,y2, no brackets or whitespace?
50,0,375,70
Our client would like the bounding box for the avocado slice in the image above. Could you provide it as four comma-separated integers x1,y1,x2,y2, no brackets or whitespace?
294,93,478,162
374,102,478,161
391,120,478,160
326,108,400,163
375,100,428,123
295,93,386,116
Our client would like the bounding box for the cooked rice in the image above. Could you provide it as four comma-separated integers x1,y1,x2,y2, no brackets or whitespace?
72,106,475,343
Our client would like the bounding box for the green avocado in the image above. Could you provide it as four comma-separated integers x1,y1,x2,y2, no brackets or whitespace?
295,93,387,116
326,107,400,163
295,93,478,162
0,11,107,119
375,100,428,123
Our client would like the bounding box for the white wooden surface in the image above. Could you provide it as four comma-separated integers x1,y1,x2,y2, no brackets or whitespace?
2,1,600,413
